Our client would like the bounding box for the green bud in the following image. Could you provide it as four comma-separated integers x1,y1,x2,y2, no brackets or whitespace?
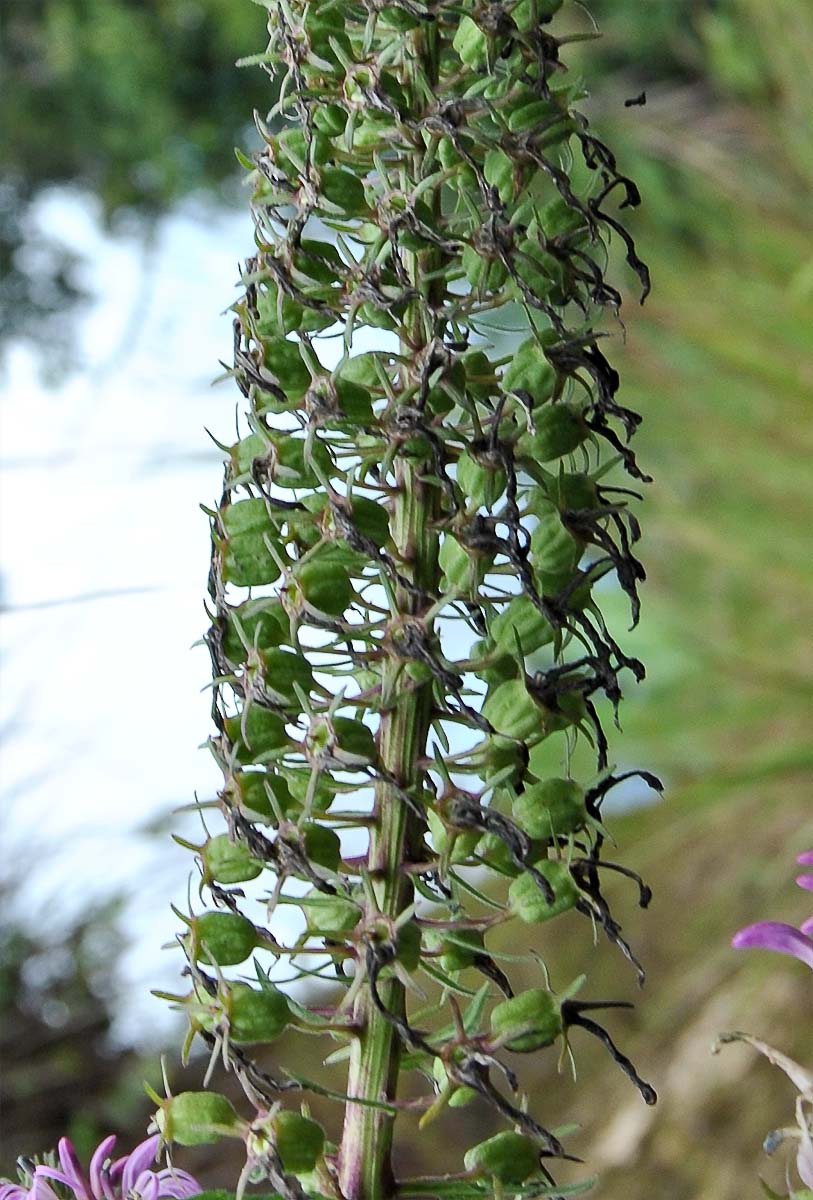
190,911,260,966
202,834,263,885
508,860,580,924
272,1111,325,1174
490,988,563,1053
156,1091,244,1146
513,777,587,837
464,1131,539,1182
308,714,377,766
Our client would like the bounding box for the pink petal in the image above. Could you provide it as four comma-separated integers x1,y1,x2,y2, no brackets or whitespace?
732,920,813,970
154,1172,201,1200
796,873,813,892
0,1186,31,1200
57,1141,89,1200
801,916,813,937
797,850,813,866
122,1137,160,1194
29,1179,60,1200
88,1138,117,1200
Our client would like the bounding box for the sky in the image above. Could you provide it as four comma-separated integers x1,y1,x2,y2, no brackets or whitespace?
0,188,273,1042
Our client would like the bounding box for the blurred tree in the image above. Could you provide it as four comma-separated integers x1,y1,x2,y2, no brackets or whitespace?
1,0,267,361
0,881,151,1168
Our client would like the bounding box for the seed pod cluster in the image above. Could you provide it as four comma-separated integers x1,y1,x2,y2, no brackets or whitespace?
163,0,659,1195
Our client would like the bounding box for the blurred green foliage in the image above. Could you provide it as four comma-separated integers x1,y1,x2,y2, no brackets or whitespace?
1,0,267,355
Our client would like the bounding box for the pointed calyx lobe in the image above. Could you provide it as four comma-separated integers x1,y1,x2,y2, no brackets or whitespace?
168,1,657,1197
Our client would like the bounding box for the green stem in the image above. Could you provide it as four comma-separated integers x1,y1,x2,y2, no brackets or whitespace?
338,24,441,1200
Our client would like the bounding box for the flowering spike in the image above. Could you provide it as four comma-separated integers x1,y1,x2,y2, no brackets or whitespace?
162,1,659,1196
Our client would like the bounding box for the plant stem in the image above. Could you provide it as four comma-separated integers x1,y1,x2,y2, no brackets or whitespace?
338,24,441,1199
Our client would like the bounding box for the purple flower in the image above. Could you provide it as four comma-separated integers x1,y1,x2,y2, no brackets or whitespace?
0,1137,200,1200
731,849,813,971
732,921,813,970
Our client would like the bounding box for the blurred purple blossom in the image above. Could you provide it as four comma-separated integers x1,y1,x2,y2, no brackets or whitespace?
0,1136,200,1200
732,849,813,971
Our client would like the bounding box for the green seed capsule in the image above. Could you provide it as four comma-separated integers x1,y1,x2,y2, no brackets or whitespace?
222,601,288,663
457,451,506,509
394,920,422,973
259,647,314,708
261,337,312,399
501,337,555,402
227,981,290,1043
272,1111,325,1174
227,770,295,822
453,16,488,70
224,707,289,762
157,1091,244,1146
301,889,362,936
439,928,485,973
512,0,564,28
439,534,490,595
483,147,516,204
508,98,559,135
521,402,589,462
332,377,375,424
191,911,259,966
428,809,481,863
513,777,587,837
202,834,263,885
490,988,563,1052
464,1131,539,1183
553,471,599,512
313,102,347,136
530,505,581,592
482,679,545,742
476,831,522,877
294,560,354,616
320,167,369,215
332,716,377,763
301,822,342,873
490,594,554,656
508,860,580,924
220,499,283,588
